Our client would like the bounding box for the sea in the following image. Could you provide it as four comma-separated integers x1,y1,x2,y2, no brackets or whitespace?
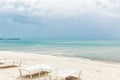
0,40,120,63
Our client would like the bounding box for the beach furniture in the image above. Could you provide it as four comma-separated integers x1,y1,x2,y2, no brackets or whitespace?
0,60,22,66
49,69,81,80
19,64,56,80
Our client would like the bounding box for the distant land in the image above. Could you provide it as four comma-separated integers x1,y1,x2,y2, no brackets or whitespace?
0,38,20,40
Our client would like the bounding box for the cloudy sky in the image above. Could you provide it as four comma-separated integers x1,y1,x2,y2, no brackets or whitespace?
0,0,120,40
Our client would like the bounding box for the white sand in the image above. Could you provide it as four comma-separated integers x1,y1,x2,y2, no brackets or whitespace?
0,51,120,80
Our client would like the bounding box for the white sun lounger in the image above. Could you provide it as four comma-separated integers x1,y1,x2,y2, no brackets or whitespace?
19,64,56,79
0,60,22,66
49,69,81,80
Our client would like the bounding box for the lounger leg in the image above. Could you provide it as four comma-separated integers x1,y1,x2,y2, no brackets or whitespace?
39,71,41,79
79,71,81,79
19,69,23,80
12,61,15,66
19,69,22,77
62,78,65,80
45,72,48,80
29,72,33,80
55,77,57,80
19,61,22,66
49,75,51,80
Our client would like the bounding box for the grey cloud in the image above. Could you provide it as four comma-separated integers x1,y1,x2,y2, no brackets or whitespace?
0,0,120,18
0,13,41,25
95,0,106,8
13,1,28,8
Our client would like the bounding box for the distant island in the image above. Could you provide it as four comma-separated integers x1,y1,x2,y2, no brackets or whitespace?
0,38,20,40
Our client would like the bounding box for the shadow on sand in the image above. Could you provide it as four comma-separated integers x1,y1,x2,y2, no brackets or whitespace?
0,65,17,69
17,71,49,80
17,71,81,80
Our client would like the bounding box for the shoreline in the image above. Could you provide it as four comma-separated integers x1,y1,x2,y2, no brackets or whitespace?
0,50,120,65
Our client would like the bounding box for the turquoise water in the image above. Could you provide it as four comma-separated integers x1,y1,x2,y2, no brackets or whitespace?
0,40,120,62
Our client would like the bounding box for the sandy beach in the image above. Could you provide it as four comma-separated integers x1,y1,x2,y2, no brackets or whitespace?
0,51,120,80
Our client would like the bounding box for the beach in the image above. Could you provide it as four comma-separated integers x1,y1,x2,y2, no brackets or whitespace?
0,51,120,80
1,0,120,80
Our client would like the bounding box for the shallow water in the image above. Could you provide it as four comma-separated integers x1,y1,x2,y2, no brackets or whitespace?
0,40,120,62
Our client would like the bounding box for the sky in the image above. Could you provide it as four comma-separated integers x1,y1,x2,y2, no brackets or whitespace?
0,0,120,40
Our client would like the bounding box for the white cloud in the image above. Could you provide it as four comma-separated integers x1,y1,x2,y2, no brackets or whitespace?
0,0,120,18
